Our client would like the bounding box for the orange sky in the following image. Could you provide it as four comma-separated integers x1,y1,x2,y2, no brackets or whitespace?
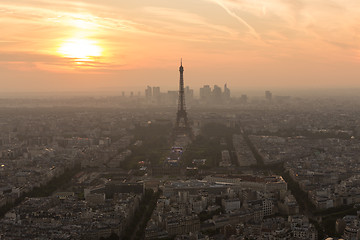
1,0,360,93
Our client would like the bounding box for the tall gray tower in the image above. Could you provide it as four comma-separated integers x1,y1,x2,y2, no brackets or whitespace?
174,59,192,136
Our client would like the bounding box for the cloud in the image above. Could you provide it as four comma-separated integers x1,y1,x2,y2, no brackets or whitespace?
0,52,61,62
204,0,360,49
204,0,260,39
0,51,124,73
141,7,240,41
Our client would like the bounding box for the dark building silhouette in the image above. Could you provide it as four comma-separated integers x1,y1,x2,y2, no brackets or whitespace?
200,85,211,101
212,85,222,103
223,83,231,102
145,86,152,101
265,90,272,101
185,86,194,103
153,86,160,103
240,94,248,103
199,84,231,104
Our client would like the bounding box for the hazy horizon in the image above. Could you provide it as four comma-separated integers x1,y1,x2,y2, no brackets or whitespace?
2,87,360,99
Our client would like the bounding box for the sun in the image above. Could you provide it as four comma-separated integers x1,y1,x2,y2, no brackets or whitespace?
58,38,102,62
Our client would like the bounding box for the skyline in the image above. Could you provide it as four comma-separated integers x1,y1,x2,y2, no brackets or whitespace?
1,0,360,93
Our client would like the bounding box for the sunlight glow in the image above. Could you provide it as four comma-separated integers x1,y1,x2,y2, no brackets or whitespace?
58,39,102,62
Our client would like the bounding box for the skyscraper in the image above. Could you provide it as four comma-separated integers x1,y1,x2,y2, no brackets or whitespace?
265,91,272,101
152,86,160,103
145,86,152,101
200,85,211,101
223,83,231,101
212,85,222,103
185,86,194,103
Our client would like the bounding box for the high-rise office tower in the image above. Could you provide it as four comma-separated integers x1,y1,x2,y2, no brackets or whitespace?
200,85,212,101
265,90,272,101
223,83,231,101
145,86,152,101
152,86,161,103
212,85,222,103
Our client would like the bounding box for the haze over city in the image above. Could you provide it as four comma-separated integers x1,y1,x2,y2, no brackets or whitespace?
3,1,360,240
1,0,360,94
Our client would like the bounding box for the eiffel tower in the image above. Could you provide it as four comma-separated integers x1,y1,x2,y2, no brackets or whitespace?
174,59,192,137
